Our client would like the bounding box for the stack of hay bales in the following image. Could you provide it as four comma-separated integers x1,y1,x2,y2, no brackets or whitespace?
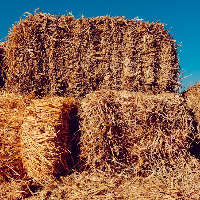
79,89,197,175
3,12,180,99
0,91,28,181
20,96,79,184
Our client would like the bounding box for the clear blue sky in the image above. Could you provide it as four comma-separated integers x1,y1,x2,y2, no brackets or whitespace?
0,0,199,91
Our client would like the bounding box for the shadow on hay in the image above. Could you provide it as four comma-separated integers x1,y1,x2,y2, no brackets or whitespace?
0,51,6,88
53,104,82,179
0,70,6,88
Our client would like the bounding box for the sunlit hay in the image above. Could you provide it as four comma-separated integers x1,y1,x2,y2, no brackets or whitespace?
27,155,200,199
4,12,180,99
0,90,30,181
79,89,196,176
0,179,32,200
20,96,78,184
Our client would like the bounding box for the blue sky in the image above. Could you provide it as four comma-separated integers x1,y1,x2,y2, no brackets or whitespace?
0,0,199,91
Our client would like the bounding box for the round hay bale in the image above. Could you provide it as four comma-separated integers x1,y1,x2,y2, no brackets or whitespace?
0,91,28,181
4,12,180,99
79,89,196,176
20,96,78,184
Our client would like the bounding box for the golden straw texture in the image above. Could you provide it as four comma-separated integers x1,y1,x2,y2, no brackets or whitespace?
27,156,200,199
79,89,197,176
0,91,29,181
3,12,180,98
20,96,78,184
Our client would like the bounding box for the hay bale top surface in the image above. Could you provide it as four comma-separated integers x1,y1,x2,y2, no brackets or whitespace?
3,12,180,98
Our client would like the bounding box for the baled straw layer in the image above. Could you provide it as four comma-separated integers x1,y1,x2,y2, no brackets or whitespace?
20,96,78,184
0,91,30,181
79,89,196,175
3,12,180,98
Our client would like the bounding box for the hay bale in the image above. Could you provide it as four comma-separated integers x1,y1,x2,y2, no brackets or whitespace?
0,91,30,181
79,89,196,175
20,96,78,184
4,12,180,98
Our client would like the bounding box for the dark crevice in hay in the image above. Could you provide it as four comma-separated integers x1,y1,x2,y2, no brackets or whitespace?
68,109,82,172
53,102,81,178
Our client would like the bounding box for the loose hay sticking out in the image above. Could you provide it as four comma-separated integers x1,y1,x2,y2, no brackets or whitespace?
79,89,197,176
4,12,180,98
20,96,78,184
0,91,28,181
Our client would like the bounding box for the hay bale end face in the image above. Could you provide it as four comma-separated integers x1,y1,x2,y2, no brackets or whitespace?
79,90,196,175
20,96,78,184
0,91,28,181
4,12,180,98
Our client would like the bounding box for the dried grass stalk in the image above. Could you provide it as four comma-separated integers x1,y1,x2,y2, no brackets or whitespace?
0,91,29,181
20,96,78,184
79,89,197,176
4,12,180,98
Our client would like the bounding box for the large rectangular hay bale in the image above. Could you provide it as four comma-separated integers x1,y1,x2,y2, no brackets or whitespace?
20,96,78,184
4,12,180,98
79,89,196,176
